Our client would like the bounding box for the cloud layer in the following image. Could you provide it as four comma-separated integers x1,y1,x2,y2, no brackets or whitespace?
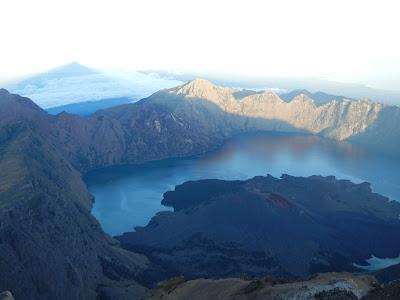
8,68,183,108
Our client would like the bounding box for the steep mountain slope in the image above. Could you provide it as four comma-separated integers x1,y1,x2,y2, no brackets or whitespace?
139,79,400,156
0,90,150,300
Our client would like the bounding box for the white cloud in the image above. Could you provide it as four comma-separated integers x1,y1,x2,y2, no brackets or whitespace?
9,70,183,108
0,0,399,90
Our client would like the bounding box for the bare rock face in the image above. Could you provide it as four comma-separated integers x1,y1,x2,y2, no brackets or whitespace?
0,291,14,300
143,273,377,300
141,79,399,156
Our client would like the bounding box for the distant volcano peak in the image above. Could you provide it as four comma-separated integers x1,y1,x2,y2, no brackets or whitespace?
44,62,96,77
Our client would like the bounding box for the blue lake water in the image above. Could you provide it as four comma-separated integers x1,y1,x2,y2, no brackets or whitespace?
85,132,400,237
354,255,400,271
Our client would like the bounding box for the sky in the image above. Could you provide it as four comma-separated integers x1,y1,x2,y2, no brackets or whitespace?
1,0,399,91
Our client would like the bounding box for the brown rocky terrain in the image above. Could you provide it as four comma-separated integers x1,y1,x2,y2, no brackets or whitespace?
143,273,377,300
144,274,400,300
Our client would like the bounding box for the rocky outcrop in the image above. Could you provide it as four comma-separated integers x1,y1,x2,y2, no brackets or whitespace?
144,275,400,300
0,291,14,300
143,273,377,300
117,175,400,280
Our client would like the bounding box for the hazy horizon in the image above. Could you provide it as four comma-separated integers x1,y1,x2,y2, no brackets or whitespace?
1,0,399,92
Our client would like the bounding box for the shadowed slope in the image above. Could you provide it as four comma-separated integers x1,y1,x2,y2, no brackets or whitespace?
0,90,150,300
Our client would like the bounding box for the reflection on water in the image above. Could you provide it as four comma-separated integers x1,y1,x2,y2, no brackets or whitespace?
85,132,400,236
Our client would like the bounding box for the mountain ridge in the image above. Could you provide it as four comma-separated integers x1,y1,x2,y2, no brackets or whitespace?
279,89,353,106
142,79,398,154
141,70,400,105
